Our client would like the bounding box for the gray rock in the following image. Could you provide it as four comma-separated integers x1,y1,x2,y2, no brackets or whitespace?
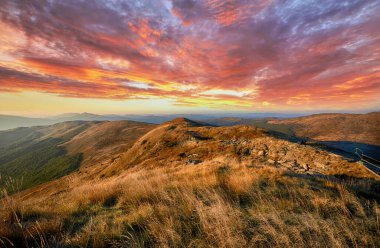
187,159,202,165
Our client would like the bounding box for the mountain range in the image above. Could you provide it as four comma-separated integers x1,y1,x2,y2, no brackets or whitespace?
0,112,308,131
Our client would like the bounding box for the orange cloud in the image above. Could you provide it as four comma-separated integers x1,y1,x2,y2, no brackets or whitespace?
0,0,379,112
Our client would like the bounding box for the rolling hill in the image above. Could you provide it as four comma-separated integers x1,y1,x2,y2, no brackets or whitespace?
63,120,156,167
1,118,379,247
205,112,380,161
0,120,155,190
268,112,380,145
0,121,93,190
206,112,380,145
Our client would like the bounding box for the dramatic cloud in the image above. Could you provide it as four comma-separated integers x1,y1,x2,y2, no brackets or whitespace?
0,0,379,111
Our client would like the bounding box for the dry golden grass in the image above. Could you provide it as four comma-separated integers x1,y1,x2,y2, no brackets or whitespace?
64,121,156,167
1,119,379,247
1,162,379,248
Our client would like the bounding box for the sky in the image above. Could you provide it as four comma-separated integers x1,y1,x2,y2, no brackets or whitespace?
0,0,380,116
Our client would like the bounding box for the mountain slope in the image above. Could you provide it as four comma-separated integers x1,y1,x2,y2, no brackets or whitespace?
1,118,379,247
269,112,380,145
205,112,380,161
0,122,95,190
0,120,156,190
64,120,156,167
207,112,380,145
105,118,374,178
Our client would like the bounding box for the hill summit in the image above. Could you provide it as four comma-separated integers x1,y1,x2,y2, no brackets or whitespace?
105,119,374,179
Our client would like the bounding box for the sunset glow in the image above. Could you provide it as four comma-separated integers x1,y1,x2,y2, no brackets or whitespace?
1,0,380,115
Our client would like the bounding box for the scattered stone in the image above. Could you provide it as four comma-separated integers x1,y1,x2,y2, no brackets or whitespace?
236,148,242,155
267,159,276,164
164,140,177,147
178,152,186,158
258,150,266,157
279,147,288,156
244,148,251,155
167,125,176,131
187,159,202,165
292,160,300,167
187,131,209,141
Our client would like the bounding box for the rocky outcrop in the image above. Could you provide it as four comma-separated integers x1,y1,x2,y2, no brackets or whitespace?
111,118,375,179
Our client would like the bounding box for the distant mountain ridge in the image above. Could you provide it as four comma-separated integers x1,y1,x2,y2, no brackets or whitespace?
0,112,302,130
0,115,50,130
2,111,377,131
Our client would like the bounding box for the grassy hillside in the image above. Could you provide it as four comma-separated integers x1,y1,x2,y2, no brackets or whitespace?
64,121,156,167
269,112,380,146
205,113,380,162
1,118,378,247
205,118,296,137
1,156,379,247
0,122,93,191
206,112,380,146
0,120,156,191
0,138,83,190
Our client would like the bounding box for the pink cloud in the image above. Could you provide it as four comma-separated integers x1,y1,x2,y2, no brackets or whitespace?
0,0,379,110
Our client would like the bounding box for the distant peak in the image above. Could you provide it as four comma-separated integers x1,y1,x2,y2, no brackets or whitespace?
165,117,205,127
79,112,99,116
171,117,192,122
